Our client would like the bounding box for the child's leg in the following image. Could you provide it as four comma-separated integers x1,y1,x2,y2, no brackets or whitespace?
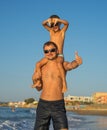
32,57,49,88
57,56,67,93
32,72,42,88
35,57,49,80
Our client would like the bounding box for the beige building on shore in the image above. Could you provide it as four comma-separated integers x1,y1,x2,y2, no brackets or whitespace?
92,92,107,104
7,92,107,107
64,95,93,103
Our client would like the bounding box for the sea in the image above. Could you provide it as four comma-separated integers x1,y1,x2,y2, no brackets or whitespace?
0,107,107,130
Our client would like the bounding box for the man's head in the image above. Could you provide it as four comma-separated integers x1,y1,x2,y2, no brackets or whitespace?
43,41,58,60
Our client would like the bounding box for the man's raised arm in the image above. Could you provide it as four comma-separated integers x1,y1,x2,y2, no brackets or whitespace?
63,51,82,71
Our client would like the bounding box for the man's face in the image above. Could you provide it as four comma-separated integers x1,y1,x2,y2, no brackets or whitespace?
44,45,58,60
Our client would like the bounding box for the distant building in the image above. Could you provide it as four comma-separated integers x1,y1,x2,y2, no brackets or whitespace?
92,92,107,104
64,95,93,103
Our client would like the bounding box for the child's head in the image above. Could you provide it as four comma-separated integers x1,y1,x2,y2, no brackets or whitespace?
49,15,61,30
49,15,60,19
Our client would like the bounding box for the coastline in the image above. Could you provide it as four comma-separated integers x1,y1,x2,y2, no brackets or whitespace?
1,107,107,130
1,103,107,116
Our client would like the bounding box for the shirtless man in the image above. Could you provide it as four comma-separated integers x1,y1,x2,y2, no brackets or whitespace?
33,41,82,130
32,15,69,93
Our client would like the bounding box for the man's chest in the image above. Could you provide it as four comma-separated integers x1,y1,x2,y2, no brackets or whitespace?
42,63,60,77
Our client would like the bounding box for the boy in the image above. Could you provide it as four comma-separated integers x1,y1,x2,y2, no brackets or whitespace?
32,15,69,93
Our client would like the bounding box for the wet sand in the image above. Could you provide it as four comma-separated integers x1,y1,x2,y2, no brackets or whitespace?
67,109,107,116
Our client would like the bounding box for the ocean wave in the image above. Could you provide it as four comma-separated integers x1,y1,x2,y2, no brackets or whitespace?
0,107,107,130
0,119,34,130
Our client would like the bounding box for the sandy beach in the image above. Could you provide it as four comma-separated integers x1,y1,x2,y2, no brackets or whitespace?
68,109,107,116
66,104,107,116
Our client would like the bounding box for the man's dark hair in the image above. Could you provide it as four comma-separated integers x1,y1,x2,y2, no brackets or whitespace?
50,15,60,19
43,41,58,50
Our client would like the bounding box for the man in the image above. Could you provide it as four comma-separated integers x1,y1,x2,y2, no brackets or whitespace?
33,41,82,130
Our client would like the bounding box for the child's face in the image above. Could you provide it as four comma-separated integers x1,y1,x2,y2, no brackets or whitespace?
52,23,60,32
50,18,60,32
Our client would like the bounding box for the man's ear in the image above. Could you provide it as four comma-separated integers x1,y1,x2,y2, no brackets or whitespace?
57,49,59,54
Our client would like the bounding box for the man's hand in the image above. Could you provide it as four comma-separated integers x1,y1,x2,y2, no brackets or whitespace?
75,51,82,65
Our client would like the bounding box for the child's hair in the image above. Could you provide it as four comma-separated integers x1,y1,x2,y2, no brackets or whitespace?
43,41,58,50
50,15,60,19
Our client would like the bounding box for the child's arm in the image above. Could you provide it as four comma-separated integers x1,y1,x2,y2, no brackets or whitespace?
33,57,49,79
42,18,52,31
54,18,69,32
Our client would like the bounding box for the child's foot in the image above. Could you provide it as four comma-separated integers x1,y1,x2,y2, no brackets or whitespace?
32,72,41,82
32,80,42,88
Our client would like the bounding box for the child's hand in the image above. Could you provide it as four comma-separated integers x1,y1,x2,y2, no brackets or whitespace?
54,18,59,25
47,18,51,26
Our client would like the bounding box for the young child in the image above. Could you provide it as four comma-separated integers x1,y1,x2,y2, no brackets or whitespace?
32,15,69,93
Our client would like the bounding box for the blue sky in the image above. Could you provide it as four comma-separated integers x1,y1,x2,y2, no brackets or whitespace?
0,0,107,102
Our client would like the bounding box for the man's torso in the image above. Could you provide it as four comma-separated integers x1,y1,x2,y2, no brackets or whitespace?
40,60,64,101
